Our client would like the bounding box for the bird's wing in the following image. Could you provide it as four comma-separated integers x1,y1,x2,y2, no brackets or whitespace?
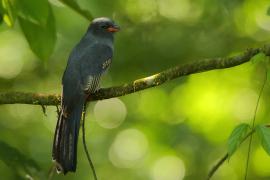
83,75,101,93
61,70,84,113
80,44,113,93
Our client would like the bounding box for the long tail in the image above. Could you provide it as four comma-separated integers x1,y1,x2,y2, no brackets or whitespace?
52,100,84,174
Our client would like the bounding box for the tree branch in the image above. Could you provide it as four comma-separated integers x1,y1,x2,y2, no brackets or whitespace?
0,45,269,106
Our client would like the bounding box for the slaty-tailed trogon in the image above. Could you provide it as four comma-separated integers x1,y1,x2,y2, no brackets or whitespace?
52,17,120,174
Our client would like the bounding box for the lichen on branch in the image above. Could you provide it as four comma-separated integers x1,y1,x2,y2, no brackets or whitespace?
0,44,269,106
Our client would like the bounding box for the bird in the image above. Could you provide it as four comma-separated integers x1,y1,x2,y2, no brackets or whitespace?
52,17,120,174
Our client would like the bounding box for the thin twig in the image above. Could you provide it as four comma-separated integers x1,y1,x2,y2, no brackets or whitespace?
41,105,47,116
244,66,267,180
207,130,255,179
207,154,228,180
82,103,98,180
55,105,61,117
48,164,56,180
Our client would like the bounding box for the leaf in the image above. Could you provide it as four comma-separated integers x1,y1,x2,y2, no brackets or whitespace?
256,125,270,155
60,0,93,20
2,0,16,26
227,123,250,159
19,5,56,61
0,141,40,178
250,52,266,64
0,1,3,23
267,6,270,16
13,0,49,26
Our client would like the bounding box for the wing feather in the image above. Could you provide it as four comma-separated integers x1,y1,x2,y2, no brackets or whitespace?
79,44,113,93
83,75,101,93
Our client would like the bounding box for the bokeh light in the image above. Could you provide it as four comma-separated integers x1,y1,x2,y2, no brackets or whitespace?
231,88,259,122
94,98,127,129
252,146,270,176
123,0,157,22
157,0,203,22
109,128,148,168
151,155,185,180
170,63,259,143
233,0,270,40
0,30,31,79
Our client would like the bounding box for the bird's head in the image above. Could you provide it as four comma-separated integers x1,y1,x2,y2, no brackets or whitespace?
88,17,120,37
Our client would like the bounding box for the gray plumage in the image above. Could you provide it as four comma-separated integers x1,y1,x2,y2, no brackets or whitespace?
52,17,119,174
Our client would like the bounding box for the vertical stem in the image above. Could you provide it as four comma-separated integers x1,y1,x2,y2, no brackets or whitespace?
244,67,267,179
82,103,98,180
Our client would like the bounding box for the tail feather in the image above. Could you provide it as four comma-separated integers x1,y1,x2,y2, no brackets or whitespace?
53,101,84,174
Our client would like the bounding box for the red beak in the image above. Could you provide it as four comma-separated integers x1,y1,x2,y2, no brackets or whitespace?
107,25,120,32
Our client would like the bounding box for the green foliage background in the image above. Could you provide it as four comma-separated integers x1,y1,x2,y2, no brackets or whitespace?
0,0,270,179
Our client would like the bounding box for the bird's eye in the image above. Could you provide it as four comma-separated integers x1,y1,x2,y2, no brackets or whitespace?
101,25,109,29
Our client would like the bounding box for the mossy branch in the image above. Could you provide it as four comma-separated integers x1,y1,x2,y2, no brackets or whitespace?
0,44,269,106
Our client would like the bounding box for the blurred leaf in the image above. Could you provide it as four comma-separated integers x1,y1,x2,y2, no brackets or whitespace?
19,5,56,61
2,0,16,26
256,125,270,156
251,53,266,64
227,123,250,159
13,0,49,26
0,1,3,23
60,0,93,20
267,6,270,16
0,141,40,178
